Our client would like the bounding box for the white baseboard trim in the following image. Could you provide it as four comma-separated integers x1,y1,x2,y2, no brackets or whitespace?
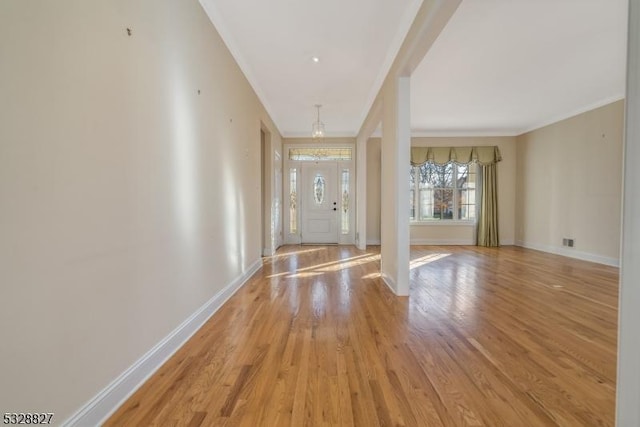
381,272,398,295
410,238,474,245
62,258,263,427
366,238,514,246
263,247,274,256
515,240,619,267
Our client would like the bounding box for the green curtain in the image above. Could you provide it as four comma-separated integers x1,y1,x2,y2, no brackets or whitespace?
411,146,502,166
477,162,499,247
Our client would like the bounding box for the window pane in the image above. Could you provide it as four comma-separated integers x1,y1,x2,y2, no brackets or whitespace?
442,189,454,219
458,164,476,220
419,186,434,220
433,189,442,219
433,189,454,219
410,162,475,222
443,163,454,187
289,147,352,161
458,189,474,220
457,164,468,186
409,167,416,220
409,188,415,220
341,169,349,235
289,168,297,233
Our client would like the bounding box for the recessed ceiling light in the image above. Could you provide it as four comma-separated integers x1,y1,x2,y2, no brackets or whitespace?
312,56,320,63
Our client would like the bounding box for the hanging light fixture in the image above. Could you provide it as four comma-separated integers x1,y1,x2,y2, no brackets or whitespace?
311,104,325,140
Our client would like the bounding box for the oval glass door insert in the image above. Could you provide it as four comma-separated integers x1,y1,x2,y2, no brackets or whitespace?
313,174,325,205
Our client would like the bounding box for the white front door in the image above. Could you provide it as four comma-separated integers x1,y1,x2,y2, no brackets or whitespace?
301,163,338,243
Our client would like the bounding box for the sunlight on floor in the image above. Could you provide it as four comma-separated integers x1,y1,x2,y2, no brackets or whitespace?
267,250,448,281
409,253,451,269
265,247,326,260
290,272,324,278
267,253,380,279
314,254,380,272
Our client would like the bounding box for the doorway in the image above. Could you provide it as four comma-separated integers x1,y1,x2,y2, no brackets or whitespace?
300,162,339,243
284,144,355,245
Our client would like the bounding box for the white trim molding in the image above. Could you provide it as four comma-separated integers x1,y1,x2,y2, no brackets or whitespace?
410,220,476,227
410,95,625,138
518,95,626,136
62,259,263,427
515,240,619,267
408,238,513,246
410,238,474,245
381,272,398,296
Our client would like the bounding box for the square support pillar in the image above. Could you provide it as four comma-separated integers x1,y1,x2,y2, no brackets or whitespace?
380,76,411,296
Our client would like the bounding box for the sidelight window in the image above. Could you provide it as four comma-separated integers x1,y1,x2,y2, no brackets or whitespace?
289,168,297,233
341,169,350,234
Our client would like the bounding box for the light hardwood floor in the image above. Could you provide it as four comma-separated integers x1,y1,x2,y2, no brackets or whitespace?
106,245,618,426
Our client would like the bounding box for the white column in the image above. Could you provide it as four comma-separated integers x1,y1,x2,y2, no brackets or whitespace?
617,0,640,425
395,77,411,296
356,134,367,250
379,76,411,296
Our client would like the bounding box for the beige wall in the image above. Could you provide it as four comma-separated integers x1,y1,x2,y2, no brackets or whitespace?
516,100,624,265
0,0,281,422
366,136,517,246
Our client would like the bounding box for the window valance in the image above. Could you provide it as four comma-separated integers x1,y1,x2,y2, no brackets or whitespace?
410,146,502,166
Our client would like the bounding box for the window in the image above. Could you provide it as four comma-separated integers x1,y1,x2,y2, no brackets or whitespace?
289,168,297,233
341,169,349,234
410,162,477,221
289,147,352,161
313,174,325,204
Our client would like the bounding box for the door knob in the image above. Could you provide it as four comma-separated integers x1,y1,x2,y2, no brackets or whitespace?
333,202,337,205
333,208,337,211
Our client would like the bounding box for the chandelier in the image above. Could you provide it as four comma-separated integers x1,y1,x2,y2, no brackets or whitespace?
311,104,325,140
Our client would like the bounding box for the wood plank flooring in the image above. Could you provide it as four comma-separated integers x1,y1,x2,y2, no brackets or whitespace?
106,245,618,426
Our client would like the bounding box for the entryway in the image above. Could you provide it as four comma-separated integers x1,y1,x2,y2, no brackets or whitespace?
284,145,355,245
300,162,339,243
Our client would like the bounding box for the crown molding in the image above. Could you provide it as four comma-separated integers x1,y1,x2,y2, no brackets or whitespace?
199,0,284,137
410,128,520,137
517,95,625,135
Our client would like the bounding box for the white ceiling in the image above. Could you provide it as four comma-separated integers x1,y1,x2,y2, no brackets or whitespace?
200,0,422,137
201,0,628,138
411,0,628,136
